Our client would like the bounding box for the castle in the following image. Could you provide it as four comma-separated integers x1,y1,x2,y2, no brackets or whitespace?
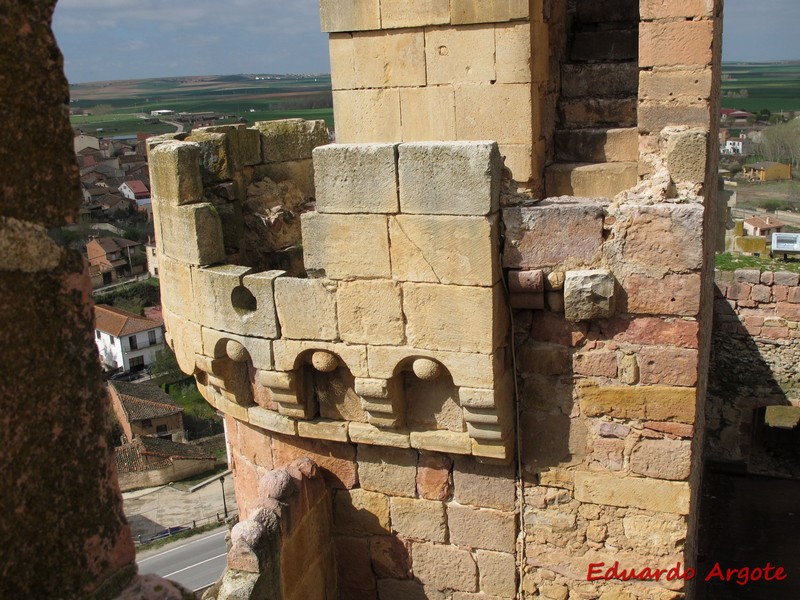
8,0,775,599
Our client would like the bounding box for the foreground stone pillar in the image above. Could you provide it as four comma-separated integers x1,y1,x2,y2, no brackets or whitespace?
0,1,137,597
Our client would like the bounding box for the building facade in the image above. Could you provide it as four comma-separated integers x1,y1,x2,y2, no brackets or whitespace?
94,304,165,372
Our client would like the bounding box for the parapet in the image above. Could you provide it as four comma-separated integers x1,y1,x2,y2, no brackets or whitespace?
149,120,514,461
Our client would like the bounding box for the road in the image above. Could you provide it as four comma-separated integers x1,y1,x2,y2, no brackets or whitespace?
138,526,228,594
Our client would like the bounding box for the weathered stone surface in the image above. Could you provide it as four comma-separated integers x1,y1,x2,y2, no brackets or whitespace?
296,419,349,442
564,269,616,321
337,279,404,345
640,0,715,19
358,445,417,497
273,277,338,341
249,406,297,436
353,30,426,88
184,131,233,183
273,339,369,377
390,214,499,286
335,536,374,592
555,128,638,164
149,141,203,205
390,497,447,542
622,514,687,555
156,203,225,266
502,201,605,269
595,421,631,440
203,329,273,371
371,535,412,579
561,63,639,98
313,143,398,214
476,550,517,597
410,430,472,455
381,0,449,28
774,271,800,286
301,212,391,279
417,453,453,501
398,142,501,216
448,504,517,552
453,455,516,510
573,350,618,378
521,410,587,469
640,20,714,68
412,542,478,592
367,345,503,388
603,317,700,349
665,127,708,184
638,347,699,386
546,162,638,198
450,0,529,23
424,26,496,85
319,0,380,32
399,85,457,141
271,432,358,489
639,68,713,102
574,472,691,514
578,381,697,423
333,88,402,143
164,310,203,375
403,283,505,354
623,273,701,316
631,439,692,481
349,422,411,448
334,489,390,534
455,83,534,145
496,21,537,84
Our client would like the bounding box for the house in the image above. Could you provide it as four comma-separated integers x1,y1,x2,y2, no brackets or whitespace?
86,236,142,285
74,134,99,153
743,161,792,182
119,179,150,200
108,381,184,443
743,215,786,238
145,242,159,277
114,436,216,491
722,136,753,155
94,304,165,372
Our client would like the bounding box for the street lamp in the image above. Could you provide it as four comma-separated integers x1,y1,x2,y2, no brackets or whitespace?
219,475,228,519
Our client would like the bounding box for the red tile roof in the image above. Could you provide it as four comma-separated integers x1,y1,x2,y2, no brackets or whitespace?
109,381,182,422
124,179,149,194
744,216,786,230
95,304,163,337
115,437,214,473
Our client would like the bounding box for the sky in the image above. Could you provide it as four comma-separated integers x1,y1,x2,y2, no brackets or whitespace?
53,0,800,84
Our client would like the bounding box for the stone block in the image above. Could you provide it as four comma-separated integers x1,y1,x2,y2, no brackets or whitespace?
564,269,616,321
367,345,503,388
639,68,713,102
412,542,478,592
615,204,704,276
640,0,714,18
248,406,297,436
336,279,404,345
622,514,688,555
425,26,496,85
623,273,701,316
410,430,472,455
520,410,587,469
574,472,691,515
477,550,516,597
555,128,638,164
184,131,233,183
348,422,411,448
296,419,350,442
398,142,501,216
403,282,506,354
202,328,273,371
332,88,402,143
390,215,499,286
572,29,637,62
381,0,450,28
257,159,316,199
377,579,428,600
545,162,638,198
358,445,417,497
156,203,225,266
271,431,358,489
313,143,398,214
353,30,426,88
400,86,457,141
274,277,338,341
605,316,700,349
273,339,369,377
573,350,618,378
198,124,261,167
495,21,534,84
319,0,380,32
371,536,412,579
448,504,516,552
638,101,711,132
148,141,203,205
775,271,800,286
559,98,637,130
301,212,391,279
334,489,390,534
452,455,516,510
417,453,453,501
455,83,534,145
561,63,639,98
502,201,605,269
631,439,692,481
578,381,697,423
329,34,356,90
163,309,202,375
665,127,708,184
193,265,281,338
255,119,330,164
499,141,540,183
640,20,715,68
334,536,374,592
638,347,699,387
158,254,195,320
390,497,447,542
450,0,529,23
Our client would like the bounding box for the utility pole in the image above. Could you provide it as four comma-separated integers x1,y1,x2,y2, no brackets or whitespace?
219,475,228,519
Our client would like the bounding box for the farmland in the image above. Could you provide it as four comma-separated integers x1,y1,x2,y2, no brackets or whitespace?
722,62,800,114
69,73,333,137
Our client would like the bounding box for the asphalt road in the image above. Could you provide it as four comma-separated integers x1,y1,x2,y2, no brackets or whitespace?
137,526,228,593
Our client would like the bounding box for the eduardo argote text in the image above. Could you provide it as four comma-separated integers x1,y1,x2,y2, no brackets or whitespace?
587,561,788,586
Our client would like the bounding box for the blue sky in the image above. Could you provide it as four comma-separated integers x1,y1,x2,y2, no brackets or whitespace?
53,0,800,83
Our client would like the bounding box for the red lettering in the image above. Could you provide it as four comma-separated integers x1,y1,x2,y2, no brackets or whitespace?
637,568,653,580
774,567,787,581
653,568,667,581
750,567,763,581
604,561,620,581
684,568,696,580
763,563,777,581
736,567,749,586
705,562,725,581
727,567,738,581
587,563,604,581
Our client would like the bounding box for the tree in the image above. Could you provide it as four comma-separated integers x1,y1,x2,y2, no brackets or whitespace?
150,346,181,380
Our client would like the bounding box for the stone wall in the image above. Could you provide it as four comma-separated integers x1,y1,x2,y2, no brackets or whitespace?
707,269,800,471
116,458,218,492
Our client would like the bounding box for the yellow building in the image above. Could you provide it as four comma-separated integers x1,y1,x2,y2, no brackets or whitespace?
743,161,792,181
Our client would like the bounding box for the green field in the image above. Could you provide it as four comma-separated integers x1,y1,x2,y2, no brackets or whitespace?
722,62,800,114
69,74,333,137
